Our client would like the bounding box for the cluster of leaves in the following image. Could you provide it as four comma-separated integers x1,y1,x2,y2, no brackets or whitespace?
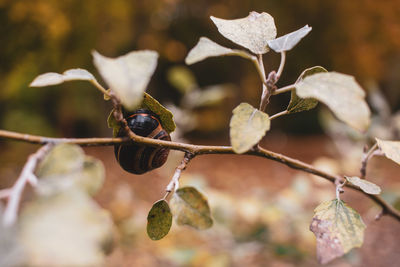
5,10,400,266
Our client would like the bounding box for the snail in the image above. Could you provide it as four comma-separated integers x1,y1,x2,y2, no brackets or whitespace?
114,109,171,174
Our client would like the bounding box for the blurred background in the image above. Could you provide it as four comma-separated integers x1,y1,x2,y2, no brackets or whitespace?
1,0,400,266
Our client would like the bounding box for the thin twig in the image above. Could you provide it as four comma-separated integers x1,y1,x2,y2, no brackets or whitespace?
335,178,346,201
276,51,286,80
163,153,194,200
1,129,400,221
270,110,288,120
273,84,296,95
2,144,52,226
90,80,111,98
360,142,379,179
249,55,267,85
258,54,270,111
0,129,130,146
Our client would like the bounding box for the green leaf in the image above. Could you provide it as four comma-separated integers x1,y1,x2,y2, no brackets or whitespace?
376,138,400,165
267,25,312,53
92,50,158,111
30,68,96,87
345,176,381,195
19,189,113,266
185,37,253,65
141,92,176,133
170,187,213,230
147,200,173,240
210,11,277,54
229,102,270,154
295,72,371,132
310,199,366,264
167,66,198,93
286,66,327,113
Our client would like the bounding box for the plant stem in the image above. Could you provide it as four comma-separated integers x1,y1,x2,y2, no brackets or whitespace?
273,84,296,95
1,128,399,222
270,110,288,120
2,144,52,226
276,51,286,80
258,54,270,111
90,80,111,98
360,142,379,179
164,152,194,199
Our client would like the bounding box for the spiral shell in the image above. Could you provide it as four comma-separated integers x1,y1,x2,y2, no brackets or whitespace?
114,109,171,174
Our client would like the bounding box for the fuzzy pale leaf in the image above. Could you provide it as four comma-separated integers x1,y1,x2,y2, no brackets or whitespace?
345,176,381,195
30,68,96,87
295,72,371,131
92,50,158,111
210,11,277,54
230,102,270,154
185,37,253,65
310,199,366,264
267,25,312,52
19,190,113,266
35,144,105,196
376,138,400,165
170,187,213,230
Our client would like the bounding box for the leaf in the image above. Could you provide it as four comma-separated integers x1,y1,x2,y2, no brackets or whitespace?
0,208,24,267
147,200,173,240
167,66,198,93
345,176,381,195
19,189,113,266
78,156,105,196
35,144,85,178
376,138,400,165
170,186,213,230
35,144,105,196
286,66,327,113
267,25,312,52
295,72,371,132
229,102,270,154
141,92,176,133
185,37,253,65
210,11,277,54
30,68,96,87
182,84,235,109
92,50,158,111
310,199,366,264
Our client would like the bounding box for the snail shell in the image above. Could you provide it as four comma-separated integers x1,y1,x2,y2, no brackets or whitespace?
114,109,171,174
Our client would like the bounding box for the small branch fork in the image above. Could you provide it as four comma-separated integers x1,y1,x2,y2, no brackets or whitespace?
163,152,194,199
360,143,380,179
1,144,52,226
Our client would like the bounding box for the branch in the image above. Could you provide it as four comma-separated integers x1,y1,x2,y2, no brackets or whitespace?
1,128,399,221
2,144,52,226
0,129,130,146
270,110,288,120
164,152,194,199
273,84,296,95
360,142,378,179
276,51,286,80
